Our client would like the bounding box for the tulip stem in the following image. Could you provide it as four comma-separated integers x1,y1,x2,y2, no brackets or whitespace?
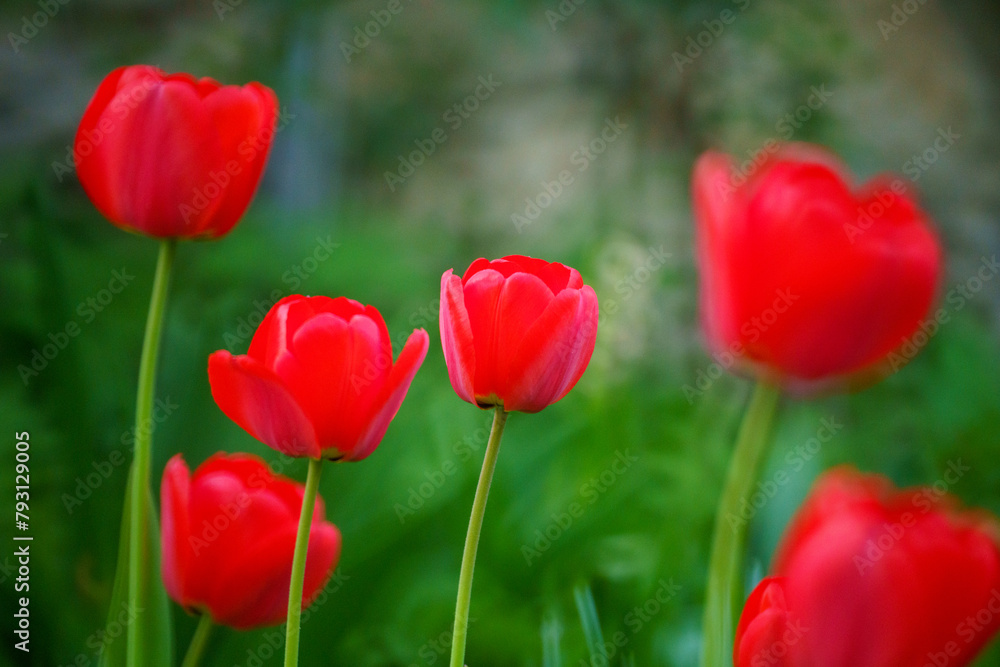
284,457,324,667
126,238,177,667
701,381,780,667
180,614,214,667
450,406,509,667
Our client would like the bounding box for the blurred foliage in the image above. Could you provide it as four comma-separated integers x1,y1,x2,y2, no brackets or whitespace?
2,0,999,666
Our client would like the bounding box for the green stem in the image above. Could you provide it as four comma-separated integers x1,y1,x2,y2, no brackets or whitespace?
127,239,176,667
180,614,214,667
284,457,324,667
700,381,780,667
450,406,509,667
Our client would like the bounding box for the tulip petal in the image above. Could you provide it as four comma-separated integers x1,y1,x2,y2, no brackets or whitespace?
494,271,557,394
76,66,136,227
761,468,1000,667
693,151,742,350
198,83,278,237
734,577,794,667
505,286,598,412
117,78,225,237
159,454,192,608
208,350,320,458
276,311,386,455
207,509,340,629
350,328,430,461
440,270,477,405
462,268,506,405
486,255,577,293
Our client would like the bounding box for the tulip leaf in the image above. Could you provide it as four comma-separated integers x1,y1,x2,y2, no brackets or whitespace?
99,470,173,667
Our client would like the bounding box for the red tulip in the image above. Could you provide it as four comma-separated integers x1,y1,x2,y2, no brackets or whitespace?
209,295,428,460
735,467,1000,667
75,65,277,239
693,144,941,390
160,453,340,630
439,255,599,413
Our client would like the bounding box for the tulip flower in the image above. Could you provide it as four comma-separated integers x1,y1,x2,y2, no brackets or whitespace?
695,144,943,667
735,467,1000,667
440,255,598,667
692,143,941,390
161,453,341,631
208,295,429,461
76,65,279,665
76,65,277,239
439,255,599,413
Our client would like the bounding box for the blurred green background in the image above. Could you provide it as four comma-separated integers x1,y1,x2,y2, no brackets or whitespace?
2,0,1000,665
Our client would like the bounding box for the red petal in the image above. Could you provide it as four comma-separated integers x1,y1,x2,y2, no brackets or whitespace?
276,311,386,453
440,269,476,405
159,454,192,608
504,286,598,412
199,83,278,237
462,268,506,405
208,350,320,458
348,328,430,460
735,577,795,667
494,271,556,392
114,77,223,236
207,507,340,629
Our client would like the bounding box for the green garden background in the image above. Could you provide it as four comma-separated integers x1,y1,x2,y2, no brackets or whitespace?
2,0,999,665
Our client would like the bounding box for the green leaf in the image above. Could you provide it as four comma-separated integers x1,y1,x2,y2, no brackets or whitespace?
541,610,563,667
573,584,605,664
99,470,173,667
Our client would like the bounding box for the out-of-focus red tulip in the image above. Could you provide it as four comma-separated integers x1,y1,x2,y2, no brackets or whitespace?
439,255,598,413
208,295,428,461
692,144,941,390
161,453,340,630
75,65,277,239
735,467,1000,667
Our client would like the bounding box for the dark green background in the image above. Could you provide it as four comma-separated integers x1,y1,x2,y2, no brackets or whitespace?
2,0,999,665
